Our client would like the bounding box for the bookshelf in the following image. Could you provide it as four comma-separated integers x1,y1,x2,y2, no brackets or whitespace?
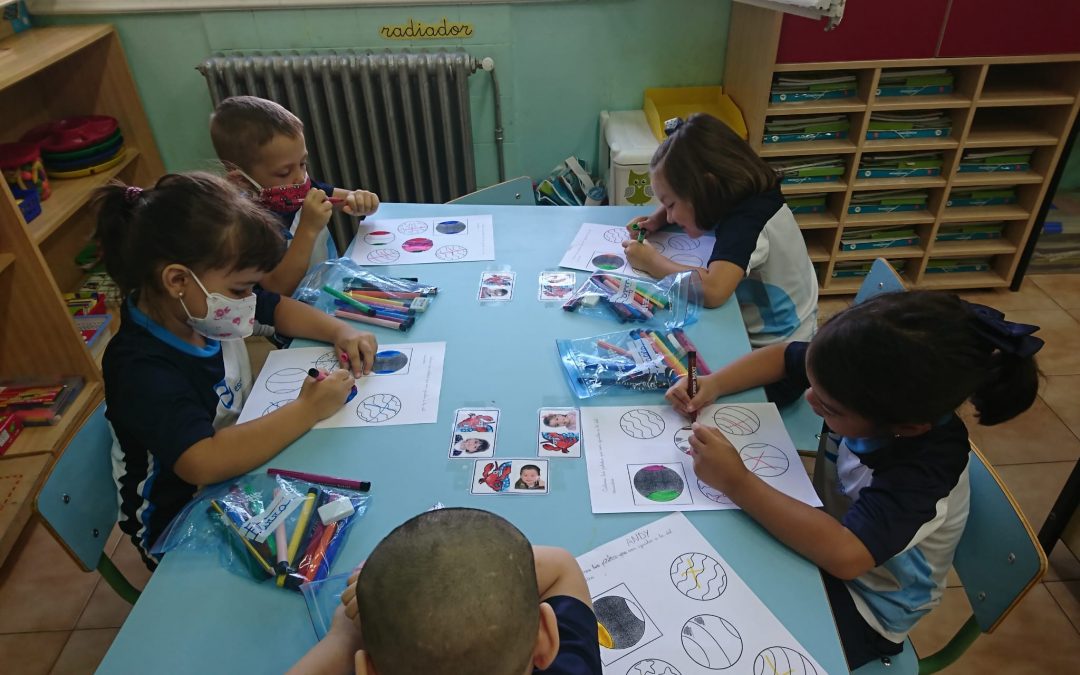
0,25,164,564
724,4,1080,295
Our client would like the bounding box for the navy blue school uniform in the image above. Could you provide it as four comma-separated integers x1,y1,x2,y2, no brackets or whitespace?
536,596,603,674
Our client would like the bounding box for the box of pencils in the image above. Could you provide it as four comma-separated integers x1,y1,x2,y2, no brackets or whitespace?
561,270,703,329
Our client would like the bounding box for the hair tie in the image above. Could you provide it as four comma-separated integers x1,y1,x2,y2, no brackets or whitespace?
663,117,685,137
125,186,143,204
962,301,1044,358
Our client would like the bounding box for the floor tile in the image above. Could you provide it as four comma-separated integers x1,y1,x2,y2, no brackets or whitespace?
961,399,1080,465
1041,376,1080,439
1031,274,1080,309
1046,545,1080,582
48,628,117,675
959,279,1059,311
1003,309,1080,376
817,296,850,327
0,632,69,675
76,538,151,630
994,462,1076,528
0,521,99,633
1046,581,1080,633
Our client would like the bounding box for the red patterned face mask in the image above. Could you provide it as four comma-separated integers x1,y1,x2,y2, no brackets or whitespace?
239,171,311,213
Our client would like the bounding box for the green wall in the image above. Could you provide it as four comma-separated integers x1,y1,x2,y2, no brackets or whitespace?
41,1,731,191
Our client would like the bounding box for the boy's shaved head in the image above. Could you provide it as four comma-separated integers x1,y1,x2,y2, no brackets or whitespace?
357,508,539,675
210,95,303,171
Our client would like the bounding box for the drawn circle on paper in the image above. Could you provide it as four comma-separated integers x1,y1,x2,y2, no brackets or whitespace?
754,647,818,675
666,235,700,251
397,220,429,235
265,368,308,394
651,241,666,254
313,351,341,372
436,220,467,234
740,443,790,478
364,230,395,245
681,615,743,670
372,350,408,375
356,393,402,423
262,400,290,416
604,227,630,243
698,480,734,505
592,253,626,271
402,237,433,253
619,409,665,439
674,426,694,454
593,596,647,650
632,465,685,503
670,253,705,267
367,248,400,264
435,244,467,261
670,552,728,601
628,660,681,675
712,406,761,436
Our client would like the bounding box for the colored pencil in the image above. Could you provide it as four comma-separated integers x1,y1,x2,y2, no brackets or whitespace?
267,468,371,492
687,350,699,422
210,500,274,578
646,330,688,377
334,309,414,331
672,330,712,375
597,339,634,358
322,285,375,315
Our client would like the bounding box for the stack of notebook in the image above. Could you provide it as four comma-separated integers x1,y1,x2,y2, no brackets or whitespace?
867,112,951,140
840,226,918,251
763,115,850,143
770,72,857,103
925,258,992,274
832,260,906,278
858,152,943,178
958,148,1034,173
935,222,1005,242
786,193,828,214
768,156,845,184
876,68,954,97
849,189,928,214
946,187,1018,207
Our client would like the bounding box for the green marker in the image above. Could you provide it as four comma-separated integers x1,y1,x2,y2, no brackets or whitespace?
322,285,375,316
631,221,646,243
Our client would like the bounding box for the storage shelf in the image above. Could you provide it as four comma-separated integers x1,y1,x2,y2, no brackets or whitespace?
766,98,867,116
918,270,1009,290
26,148,139,244
930,239,1018,256
940,205,1030,222
759,139,857,157
5,382,102,457
977,86,1075,107
822,276,868,294
0,453,51,566
793,212,839,229
951,170,1044,186
852,176,947,190
0,25,112,92
862,136,960,152
871,93,971,111
964,126,1059,148
0,253,13,275
836,245,925,261
845,210,936,226
804,238,832,262
781,180,848,195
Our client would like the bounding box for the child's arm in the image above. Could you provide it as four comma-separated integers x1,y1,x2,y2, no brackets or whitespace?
690,424,876,580
667,342,789,416
621,243,743,308
273,296,378,377
534,545,591,607
333,188,380,218
260,188,334,296
625,207,667,235
285,605,363,675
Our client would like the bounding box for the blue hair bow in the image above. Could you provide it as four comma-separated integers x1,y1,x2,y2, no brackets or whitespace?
963,301,1044,358
663,117,685,137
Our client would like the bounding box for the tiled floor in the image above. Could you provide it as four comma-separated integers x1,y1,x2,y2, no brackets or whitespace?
1,276,1078,673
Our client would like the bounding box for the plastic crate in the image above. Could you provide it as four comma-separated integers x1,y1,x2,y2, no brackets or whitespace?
73,313,112,348
643,86,748,141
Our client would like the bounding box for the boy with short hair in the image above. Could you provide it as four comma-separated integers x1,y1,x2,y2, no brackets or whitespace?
289,508,601,675
210,95,380,296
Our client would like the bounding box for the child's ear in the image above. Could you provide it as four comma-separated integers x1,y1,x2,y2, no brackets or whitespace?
892,421,932,438
160,264,191,300
531,602,560,670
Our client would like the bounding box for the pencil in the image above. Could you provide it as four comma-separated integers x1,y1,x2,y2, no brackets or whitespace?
210,500,274,578
687,350,699,422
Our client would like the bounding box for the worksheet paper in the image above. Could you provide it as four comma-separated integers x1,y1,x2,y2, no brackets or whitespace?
559,222,717,276
581,404,821,514
578,512,829,674
238,344,445,428
348,215,494,265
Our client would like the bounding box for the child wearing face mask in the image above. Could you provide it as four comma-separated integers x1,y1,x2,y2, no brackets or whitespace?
94,173,379,570
210,95,380,296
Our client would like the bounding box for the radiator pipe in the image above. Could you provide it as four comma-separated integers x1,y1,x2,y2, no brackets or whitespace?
480,57,505,182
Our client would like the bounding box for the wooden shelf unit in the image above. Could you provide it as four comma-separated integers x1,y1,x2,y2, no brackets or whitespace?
724,4,1080,295
0,25,164,565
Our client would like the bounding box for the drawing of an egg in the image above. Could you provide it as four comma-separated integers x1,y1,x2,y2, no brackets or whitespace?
681,615,743,669
363,230,395,246
402,237,434,253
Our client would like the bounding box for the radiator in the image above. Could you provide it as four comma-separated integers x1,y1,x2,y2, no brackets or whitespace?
197,50,484,221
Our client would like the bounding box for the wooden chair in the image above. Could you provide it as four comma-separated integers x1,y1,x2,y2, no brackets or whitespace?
34,402,141,604
447,176,535,206
853,446,1047,674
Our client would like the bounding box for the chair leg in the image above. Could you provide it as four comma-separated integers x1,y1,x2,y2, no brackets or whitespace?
97,552,141,605
918,615,980,674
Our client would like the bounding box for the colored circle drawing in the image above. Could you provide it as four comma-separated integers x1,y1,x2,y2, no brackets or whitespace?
670,253,704,267
397,220,429,235
313,351,342,372
372,350,408,375
367,248,400,264
628,660,681,675
740,443,789,478
712,406,761,436
682,615,743,670
593,595,647,650
754,647,818,675
666,235,700,251
265,368,308,394
592,253,625,271
698,480,734,505
356,394,402,423
670,552,728,601
436,220,467,234
604,228,629,243
402,237,434,253
632,465,685,503
435,244,467,261
674,426,694,454
263,400,290,416
620,409,665,439
363,230,395,246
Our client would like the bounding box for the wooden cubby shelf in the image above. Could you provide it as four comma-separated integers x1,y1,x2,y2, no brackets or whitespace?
0,252,13,275
781,180,848,195
871,93,971,111
794,212,839,229
766,98,868,116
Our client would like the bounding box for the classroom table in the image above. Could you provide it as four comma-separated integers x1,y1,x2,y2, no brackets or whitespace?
98,203,846,674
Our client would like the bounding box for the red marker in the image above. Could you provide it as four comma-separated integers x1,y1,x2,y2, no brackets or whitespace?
307,368,327,382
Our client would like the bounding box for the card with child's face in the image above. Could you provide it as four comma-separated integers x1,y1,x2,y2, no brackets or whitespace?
471,459,549,495
478,271,515,302
538,271,576,301
537,407,581,458
448,408,499,458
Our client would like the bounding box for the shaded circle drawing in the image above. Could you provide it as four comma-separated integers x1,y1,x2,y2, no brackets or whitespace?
436,220,467,234
674,426,694,454
633,465,685,503
397,220,429,235
592,253,626,271
666,235,700,251
402,237,433,253
367,248,400,264
604,228,630,243
670,253,704,267
698,480,734,505
356,394,402,423
363,230,395,245
372,350,408,375
265,368,308,394
740,443,790,478
628,660,681,675
620,409,665,439
681,615,743,670
313,351,341,372
754,647,818,675
670,552,728,601
435,244,467,261
263,400,290,416
593,596,647,650
712,406,761,436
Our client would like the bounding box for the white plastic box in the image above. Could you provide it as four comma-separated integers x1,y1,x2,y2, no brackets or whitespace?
600,110,660,207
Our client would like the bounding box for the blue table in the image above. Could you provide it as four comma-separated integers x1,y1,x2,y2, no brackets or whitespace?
98,204,846,674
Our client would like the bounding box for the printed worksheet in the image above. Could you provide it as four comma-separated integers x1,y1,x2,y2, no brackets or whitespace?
581,404,821,514
238,344,445,428
559,222,716,276
348,215,494,265
578,513,829,674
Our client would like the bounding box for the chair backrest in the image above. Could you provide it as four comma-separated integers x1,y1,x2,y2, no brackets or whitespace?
447,176,536,206
953,446,1047,632
854,258,906,305
35,402,118,572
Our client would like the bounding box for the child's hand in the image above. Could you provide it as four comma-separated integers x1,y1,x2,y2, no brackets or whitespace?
625,212,664,237
622,239,662,275
326,604,364,652
297,369,354,420
666,373,720,416
297,188,333,236
334,328,378,377
688,422,750,495
343,189,379,217
341,562,363,623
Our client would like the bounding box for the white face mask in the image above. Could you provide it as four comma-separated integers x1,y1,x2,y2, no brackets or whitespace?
178,269,256,341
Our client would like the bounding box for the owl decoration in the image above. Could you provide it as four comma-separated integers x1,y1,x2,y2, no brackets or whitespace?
624,169,654,205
